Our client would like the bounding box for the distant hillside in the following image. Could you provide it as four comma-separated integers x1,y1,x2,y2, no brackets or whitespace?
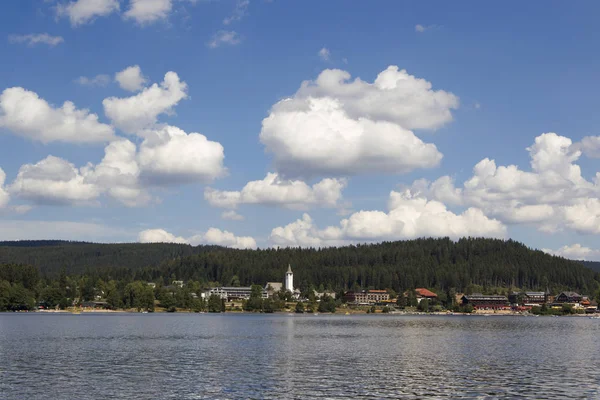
581,261,600,273
0,240,90,247
0,242,220,277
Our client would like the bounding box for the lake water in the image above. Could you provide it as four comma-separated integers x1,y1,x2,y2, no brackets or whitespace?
1,313,599,399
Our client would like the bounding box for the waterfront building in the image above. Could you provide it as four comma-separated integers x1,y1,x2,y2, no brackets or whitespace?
415,288,438,303
554,292,582,305
344,290,389,304
204,287,268,301
508,291,547,306
461,294,509,310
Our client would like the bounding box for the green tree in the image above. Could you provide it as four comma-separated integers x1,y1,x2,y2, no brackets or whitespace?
295,301,305,313
208,294,224,313
417,299,429,312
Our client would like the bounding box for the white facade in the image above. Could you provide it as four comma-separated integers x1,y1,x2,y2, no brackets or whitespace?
285,264,294,293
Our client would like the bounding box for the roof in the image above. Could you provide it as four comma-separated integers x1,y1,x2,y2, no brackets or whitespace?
557,291,581,297
524,292,545,296
265,282,283,291
415,288,437,298
286,264,293,274
367,290,387,293
463,293,508,301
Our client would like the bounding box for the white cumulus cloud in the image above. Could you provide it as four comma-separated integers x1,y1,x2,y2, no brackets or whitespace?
261,97,442,178
139,227,256,249
0,87,115,143
542,244,600,262
103,71,188,133
10,156,102,205
204,173,346,209
82,139,151,206
115,65,147,92
8,33,64,47
0,168,9,208
414,132,600,234
269,190,506,247
579,135,600,158
260,66,457,178
138,125,226,185
57,0,120,26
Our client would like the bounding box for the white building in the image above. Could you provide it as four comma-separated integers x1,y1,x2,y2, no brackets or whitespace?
285,264,294,293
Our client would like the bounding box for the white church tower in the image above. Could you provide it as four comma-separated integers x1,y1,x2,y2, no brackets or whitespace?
285,264,294,292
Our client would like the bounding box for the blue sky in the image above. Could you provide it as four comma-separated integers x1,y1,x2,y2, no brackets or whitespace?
1,0,599,260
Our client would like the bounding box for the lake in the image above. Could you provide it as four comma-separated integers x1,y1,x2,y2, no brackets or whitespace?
1,313,599,399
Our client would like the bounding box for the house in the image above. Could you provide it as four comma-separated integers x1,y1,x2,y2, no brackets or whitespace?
172,280,184,288
461,294,509,310
314,290,336,300
415,288,437,303
554,292,582,304
147,283,156,289
344,290,389,304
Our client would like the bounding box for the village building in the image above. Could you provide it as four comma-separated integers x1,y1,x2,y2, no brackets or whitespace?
344,290,389,304
554,291,582,305
461,293,509,310
204,287,268,301
415,288,438,303
314,290,336,300
508,291,547,306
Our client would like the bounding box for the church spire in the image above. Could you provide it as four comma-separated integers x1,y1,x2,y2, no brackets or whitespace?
286,264,293,274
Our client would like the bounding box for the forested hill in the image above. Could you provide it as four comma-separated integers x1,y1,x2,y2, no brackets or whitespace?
0,242,220,276
2,237,598,295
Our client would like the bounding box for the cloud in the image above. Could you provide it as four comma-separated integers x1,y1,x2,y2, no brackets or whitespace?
0,87,115,143
415,132,600,234
542,244,600,262
259,66,457,178
8,33,64,47
223,0,249,25
138,228,187,244
269,190,506,247
204,173,346,209
124,0,173,24
221,210,244,221
0,168,9,208
103,71,188,133
138,125,226,185
415,24,439,33
82,139,151,206
9,156,101,205
318,47,330,61
207,30,242,48
139,227,257,249
579,135,600,158
75,74,111,87
115,65,147,92
261,97,443,178
196,228,256,249
0,220,131,242
57,0,120,26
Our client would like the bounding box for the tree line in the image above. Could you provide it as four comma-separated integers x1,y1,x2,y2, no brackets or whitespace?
1,237,599,312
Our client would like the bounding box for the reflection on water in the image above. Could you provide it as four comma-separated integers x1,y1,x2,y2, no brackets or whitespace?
1,313,599,399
